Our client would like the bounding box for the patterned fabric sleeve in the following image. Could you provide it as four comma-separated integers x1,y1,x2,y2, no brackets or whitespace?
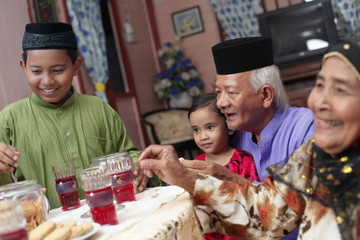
193,174,303,239
194,150,261,239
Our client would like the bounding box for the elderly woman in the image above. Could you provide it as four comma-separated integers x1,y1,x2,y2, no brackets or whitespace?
139,39,360,240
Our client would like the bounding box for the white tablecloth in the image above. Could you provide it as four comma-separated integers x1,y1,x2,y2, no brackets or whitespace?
49,186,204,240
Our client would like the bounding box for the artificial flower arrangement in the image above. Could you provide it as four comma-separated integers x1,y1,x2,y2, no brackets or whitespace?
154,41,203,101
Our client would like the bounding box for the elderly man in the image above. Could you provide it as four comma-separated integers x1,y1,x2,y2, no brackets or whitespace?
183,37,314,179
181,37,315,240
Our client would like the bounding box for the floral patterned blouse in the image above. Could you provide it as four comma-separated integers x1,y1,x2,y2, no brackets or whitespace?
193,138,347,240
195,149,260,240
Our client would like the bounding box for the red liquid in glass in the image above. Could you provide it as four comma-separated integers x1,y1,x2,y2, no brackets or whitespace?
90,203,118,225
111,170,135,204
85,186,118,225
0,228,28,240
55,175,81,211
113,183,135,204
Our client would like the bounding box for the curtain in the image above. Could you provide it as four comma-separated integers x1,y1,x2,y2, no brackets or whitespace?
331,0,360,39
208,0,264,38
66,0,109,102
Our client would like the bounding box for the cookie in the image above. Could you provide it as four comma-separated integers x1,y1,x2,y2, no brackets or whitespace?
21,201,37,220
55,223,63,229
26,217,38,232
43,226,71,240
62,221,76,229
80,222,93,235
29,220,56,240
69,225,84,239
21,197,47,231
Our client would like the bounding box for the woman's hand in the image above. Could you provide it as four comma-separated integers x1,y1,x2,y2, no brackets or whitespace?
139,145,197,194
0,142,20,173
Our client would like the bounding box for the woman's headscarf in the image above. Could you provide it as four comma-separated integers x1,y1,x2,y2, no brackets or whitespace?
322,39,360,81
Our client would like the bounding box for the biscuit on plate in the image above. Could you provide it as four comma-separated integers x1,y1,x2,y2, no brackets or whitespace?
69,225,84,239
62,221,76,229
29,220,56,240
80,222,93,235
55,223,63,229
43,226,71,240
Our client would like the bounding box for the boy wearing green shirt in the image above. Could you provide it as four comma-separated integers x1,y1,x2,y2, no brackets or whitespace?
0,22,153,209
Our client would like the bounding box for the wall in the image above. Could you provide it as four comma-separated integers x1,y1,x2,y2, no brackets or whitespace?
0,1,32,110
113,0,163,115
111,0,222,147
151,0,220,94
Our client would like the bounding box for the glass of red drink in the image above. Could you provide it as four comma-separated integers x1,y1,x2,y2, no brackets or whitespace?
0,200,29,240
52,162,81,211
80,165,118,225
91,152,135,204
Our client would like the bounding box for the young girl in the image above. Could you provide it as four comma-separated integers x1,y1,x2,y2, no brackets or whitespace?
188,93,259,240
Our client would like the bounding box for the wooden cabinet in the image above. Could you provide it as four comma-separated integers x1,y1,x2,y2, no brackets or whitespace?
280,60,321,107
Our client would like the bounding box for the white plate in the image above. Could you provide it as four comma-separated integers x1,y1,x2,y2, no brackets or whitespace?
72,222,101,240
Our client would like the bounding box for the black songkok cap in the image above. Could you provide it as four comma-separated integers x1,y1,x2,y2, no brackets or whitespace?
22,22,77,51
212,37,274,75
322,39,360,81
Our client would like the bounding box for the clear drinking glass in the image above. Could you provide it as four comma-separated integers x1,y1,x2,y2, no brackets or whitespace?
80,165,118,225
91,152,135,204
0,200,28,240
52,162,81,211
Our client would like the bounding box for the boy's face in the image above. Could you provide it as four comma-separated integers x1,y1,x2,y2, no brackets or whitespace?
20,49,81,106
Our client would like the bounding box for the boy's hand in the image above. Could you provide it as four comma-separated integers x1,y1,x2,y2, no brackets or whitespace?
0,142,20,173
132,162,149,192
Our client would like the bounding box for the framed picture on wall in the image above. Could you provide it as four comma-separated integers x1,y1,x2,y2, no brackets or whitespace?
171,6,204,38
33,0,57,22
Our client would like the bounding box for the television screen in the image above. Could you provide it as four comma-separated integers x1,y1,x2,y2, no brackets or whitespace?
257,0,339,67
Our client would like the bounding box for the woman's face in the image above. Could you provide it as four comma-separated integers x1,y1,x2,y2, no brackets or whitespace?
308,56,360,155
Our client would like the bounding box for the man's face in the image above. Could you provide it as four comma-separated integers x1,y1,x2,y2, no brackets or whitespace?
20,49,81,106
215,71,264,132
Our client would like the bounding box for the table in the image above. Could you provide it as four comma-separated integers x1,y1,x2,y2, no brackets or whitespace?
49,186,204,240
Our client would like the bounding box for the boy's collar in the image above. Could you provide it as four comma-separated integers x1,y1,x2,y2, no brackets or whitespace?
30,86,78,109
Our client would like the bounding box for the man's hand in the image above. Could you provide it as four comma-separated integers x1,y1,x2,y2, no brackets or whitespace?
0,142,20,173
132,161,149,192
182,159,251,184
139,145,197,194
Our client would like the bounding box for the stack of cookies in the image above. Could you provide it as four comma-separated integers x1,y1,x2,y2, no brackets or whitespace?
21,197,46,231
29,220,94,240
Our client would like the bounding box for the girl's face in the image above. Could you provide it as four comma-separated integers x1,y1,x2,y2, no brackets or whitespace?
189,106,231,155
20,49,81,107
308,56,360,155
